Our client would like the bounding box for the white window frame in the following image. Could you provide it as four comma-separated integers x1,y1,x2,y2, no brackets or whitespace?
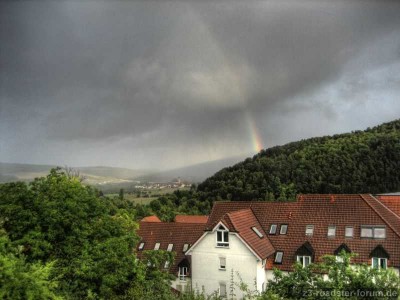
138,242,145,250
280,224,288,235
182,243,189,252
216,225,229,247
269,224,277,234
167,243,173,251
345,226,353,238
178,266,188,281
372,257,387,269
275,251,283,264
154,242,160,250
305,225,314,236
297,255,312,267
219,257,226,270
327,226,336,238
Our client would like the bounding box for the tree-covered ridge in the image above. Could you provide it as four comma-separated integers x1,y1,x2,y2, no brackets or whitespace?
197,119,400,201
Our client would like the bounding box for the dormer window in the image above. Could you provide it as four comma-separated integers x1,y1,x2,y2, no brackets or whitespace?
370,245,389,270
269,224,277,234
216,225,229,247
297,255,311,267
372,257,387,269
305,225,314,236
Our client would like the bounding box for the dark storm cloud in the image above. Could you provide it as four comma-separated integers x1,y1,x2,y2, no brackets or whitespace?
1,1,400,168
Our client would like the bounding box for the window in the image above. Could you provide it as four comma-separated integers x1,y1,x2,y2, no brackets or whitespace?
361,227,373,238
216,225,229,247
167,243,173,251
372,257,387,269
361,226,386,239
275,251,283,264
297,255,312,267
219,257,226,270
154,243,160,250
374,227,386,239
345,226,353,238
164,261,170,269
219,283,227,297
138,242,145,250
327,226,336,238
178,267,188,281
252,226,264,238
336,256,344,263
305,225,314,236
182,243,189,252
269,224,277,234
280,224,288,235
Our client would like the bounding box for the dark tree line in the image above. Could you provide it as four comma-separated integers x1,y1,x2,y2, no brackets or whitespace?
197,119,400,201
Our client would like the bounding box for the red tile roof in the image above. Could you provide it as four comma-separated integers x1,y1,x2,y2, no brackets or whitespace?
206,194,400,271
174,215,209,224
376,195,400,217
141,215,162,222
136,221,206,275
224,209,275,259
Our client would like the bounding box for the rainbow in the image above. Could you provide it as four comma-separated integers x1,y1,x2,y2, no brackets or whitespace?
246,114,263,153
185,9,264,155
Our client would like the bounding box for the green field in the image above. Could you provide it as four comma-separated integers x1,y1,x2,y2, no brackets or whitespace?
105,186,190,205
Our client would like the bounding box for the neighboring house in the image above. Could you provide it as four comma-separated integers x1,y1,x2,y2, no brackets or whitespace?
136,216,206,292
174,215,209,224
186,194,400,298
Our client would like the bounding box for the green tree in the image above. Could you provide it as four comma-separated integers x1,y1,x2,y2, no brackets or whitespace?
0,229,60,300
0,168,143,299
265,252,400,300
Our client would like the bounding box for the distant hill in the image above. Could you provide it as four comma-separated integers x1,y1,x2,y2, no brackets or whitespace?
197,119,400,201
0,156,246,187
0,163,152,185
136,155,249,183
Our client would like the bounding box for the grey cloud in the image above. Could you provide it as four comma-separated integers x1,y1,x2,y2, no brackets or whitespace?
1,1,400,169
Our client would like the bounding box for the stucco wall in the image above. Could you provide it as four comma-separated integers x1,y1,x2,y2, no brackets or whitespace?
190,231,263,299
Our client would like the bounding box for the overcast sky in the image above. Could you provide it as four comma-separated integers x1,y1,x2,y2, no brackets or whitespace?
1,0,400,170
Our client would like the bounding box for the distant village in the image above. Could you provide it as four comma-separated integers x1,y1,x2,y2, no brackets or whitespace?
134,178,191,190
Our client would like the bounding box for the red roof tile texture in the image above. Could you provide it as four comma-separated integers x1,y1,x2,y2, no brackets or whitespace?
376,195,400,217
174,215,209,224
225,209,275,259
136,221,206,275
206,194,400,271
141,215,162,222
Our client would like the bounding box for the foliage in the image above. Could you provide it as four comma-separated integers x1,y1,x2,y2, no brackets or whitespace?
198,119,400,200
265,252,400,300
0,168,142,299
0,230,60,299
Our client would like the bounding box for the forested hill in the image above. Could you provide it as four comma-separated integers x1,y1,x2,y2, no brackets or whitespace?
197,119,400,201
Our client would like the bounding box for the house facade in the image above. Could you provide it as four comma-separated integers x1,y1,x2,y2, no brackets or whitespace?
137,194,400,298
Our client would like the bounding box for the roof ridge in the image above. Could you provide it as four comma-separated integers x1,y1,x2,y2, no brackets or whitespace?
360,194,400,238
